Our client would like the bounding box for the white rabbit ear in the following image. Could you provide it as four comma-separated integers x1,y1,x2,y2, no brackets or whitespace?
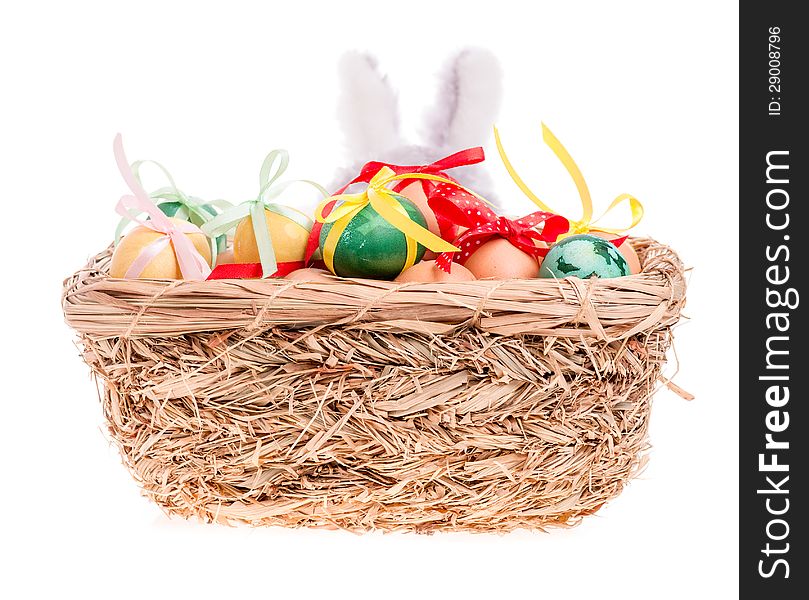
422,47,503,149
336,52,401,160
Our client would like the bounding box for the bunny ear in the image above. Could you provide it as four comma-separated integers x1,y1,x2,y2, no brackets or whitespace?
422,47,503,150
336,52,402,161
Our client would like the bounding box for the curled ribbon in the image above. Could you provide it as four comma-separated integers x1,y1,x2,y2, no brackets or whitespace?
113,134,211,280
113,157,231,259
494,123,643,241
314,167,462,275
429,181,569,273
201,150,327,278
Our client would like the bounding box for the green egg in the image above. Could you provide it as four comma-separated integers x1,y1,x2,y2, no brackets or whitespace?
539,234,629,279
159,201,227,253
319,194,427,279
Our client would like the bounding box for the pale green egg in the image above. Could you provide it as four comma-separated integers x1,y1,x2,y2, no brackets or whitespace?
539,234,629,279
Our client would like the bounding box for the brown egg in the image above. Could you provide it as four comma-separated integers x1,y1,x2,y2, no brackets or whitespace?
284,267,333,282
397,181,459,260
463,238,540,280
395,260,476,283
110,217,211,279
215,247,236,266
588,231,642,274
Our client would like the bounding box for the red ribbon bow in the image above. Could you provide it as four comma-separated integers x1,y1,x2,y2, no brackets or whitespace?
342,147,485,194
429,181,570,273
304,147,485,264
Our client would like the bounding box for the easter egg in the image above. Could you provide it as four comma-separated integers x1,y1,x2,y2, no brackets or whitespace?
110,217,212,279
398,182,460,260
463,238,540,280
395,260,476,283
587,231,641,274
159,201,227,254
233,207,312,264
319,194,428,279
284,267,333,282
539,234,629,279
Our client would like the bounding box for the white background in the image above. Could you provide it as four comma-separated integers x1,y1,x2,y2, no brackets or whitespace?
1,1,738,598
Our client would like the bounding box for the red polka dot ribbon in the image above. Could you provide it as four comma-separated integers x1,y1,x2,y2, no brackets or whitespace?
429,182,570,273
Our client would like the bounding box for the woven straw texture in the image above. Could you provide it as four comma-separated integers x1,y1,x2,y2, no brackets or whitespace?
62,237,687,532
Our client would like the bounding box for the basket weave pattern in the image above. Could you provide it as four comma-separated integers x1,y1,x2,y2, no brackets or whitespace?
62,238,686,532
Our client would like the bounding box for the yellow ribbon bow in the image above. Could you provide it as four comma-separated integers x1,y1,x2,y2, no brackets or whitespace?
494,123,644,239
315,166,461,273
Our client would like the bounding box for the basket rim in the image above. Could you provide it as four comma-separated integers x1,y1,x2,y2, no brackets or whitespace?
62,237,686,340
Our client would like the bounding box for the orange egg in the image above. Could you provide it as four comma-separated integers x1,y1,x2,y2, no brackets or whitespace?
395,260,476,283
588,231,642,274
463,238,540,280
233,208,311,264
110,217,211,279
284,267,333,282
397,181,459,260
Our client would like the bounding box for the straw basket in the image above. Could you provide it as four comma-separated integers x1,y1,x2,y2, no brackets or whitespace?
62,237,687,532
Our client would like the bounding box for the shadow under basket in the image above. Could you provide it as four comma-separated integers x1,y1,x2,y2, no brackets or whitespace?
62,237,688,533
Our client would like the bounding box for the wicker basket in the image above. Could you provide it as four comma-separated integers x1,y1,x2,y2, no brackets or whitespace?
62,237,687,532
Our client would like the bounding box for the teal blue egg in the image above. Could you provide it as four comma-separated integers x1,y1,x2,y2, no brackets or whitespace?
539,234,629,279
159,201,227,253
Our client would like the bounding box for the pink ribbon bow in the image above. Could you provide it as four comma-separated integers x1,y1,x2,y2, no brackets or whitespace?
113,134,211,280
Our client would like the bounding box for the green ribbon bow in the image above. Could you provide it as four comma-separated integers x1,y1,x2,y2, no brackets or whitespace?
201,149,327,278
114,159,232,258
